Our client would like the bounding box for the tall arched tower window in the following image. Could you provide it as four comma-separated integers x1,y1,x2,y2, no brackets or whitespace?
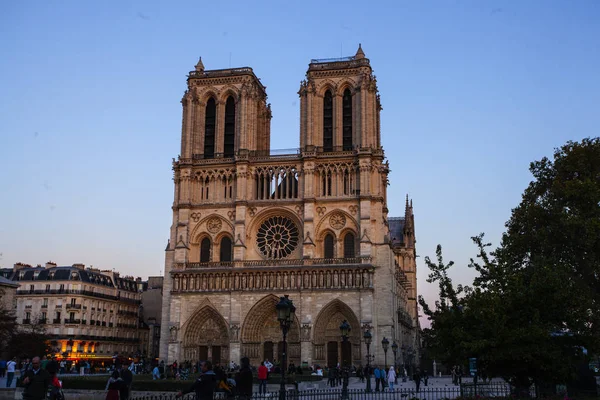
324,234,335,259
343,232,355,258
323,90,333,152
220,236,232,262
342,89,352,151
204,98,216,159
224,96,236,158
200,238,211,262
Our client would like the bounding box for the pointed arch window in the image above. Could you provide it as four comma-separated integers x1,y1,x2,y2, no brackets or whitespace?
224,96,236,158
204,98,216,159
343,232,355,258
323,90,333,152
324,234,335,259
342,89,353,151
220,236,232,262
200,238,211,262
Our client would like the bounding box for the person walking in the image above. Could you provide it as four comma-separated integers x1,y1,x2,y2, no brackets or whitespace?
105,370,126,400
176,360,217,400
5,358,16,387
413,369,422,393
120,365,133,399
387,366,396,391
257,361,268,394
0,359,6,378
235,357,253,400
21,356,51,400
373,366,381,392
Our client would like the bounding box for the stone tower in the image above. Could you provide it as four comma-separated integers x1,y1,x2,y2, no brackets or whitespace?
160,45,419,370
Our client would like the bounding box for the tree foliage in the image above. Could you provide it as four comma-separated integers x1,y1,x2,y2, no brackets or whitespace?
420,138,600,391
0,309,51,359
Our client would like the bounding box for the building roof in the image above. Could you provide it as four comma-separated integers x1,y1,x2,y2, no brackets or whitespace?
389,217,406,247
0,275,18,287
10,265,138,293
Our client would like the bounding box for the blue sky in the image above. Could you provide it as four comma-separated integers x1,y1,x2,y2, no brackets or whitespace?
1,1,599,312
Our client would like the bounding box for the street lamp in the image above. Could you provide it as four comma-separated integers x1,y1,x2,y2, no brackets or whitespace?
276,295,296,400
363,330,372,392
391,341,398,383
339,320,351,400
381,337,389,369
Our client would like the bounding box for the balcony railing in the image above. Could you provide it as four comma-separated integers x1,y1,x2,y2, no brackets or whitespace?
117,310,138,317
175,257,370,270
66,304,82,310
41,304,48,308
22,319,31,324
47,334,140,344
38,318,47,324
64,319,81,325
52,318,61,324
16,289,141,305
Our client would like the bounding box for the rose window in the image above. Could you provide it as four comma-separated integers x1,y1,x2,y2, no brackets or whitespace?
257,216,300,259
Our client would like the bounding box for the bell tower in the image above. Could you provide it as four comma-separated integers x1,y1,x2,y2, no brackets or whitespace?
298,44,382,151
180,58,272,160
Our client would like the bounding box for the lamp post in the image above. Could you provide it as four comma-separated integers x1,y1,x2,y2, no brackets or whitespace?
391,341,398,383
363,329,372,392
276,295,296,400
401,344,407,381
381,337,389,369
339,320,351,400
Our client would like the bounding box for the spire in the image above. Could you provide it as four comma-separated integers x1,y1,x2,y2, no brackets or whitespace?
195,57,205,72
405,194,410,217
355,43,365,59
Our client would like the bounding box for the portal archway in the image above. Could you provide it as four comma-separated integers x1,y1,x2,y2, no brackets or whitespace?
241,294,301,367
312,299,361,367
182,305,229,364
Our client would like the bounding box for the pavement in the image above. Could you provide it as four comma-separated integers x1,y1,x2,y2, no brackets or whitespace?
0,371,20,389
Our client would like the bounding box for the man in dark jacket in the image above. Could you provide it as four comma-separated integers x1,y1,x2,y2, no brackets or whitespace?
120,365,134,399
177,361,216,400
235,357,253,399
22,356,51,400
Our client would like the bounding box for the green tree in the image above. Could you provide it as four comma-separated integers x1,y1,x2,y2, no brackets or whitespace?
420,138,600,395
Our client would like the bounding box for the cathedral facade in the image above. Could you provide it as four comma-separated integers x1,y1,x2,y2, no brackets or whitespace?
159,45,419,369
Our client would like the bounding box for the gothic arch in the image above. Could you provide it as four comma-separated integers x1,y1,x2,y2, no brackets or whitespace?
197,87,221,104
181,303,230,363
335,79,357,96
240,294,301,365
190,214,234,243
219,86,241,103
315,209,358,236
312,299,362,366
316,79,338,96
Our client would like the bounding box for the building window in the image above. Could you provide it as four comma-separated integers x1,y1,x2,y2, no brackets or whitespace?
45,284,50,292
224,96,235,158
200,238,211,263
324,234,335,259
256,216,300,259
204,98,216,159
70,298,76,305
43,298,48,307
220,236,233,262
25,312,31,320
29,285,34,292
59,284,64,292
323,90,333,152
342,89,353,151
343,232,355,258
70,312,75,321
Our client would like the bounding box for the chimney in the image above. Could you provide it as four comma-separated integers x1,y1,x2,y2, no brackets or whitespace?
45,261,57,269
72,263,85,270
13,262,31,272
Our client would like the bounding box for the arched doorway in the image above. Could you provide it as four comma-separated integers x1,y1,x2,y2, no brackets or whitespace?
182,306,229,364
312,299,361,367
241,295,301,367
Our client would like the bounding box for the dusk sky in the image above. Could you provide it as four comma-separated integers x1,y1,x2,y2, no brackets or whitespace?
1,1,599,315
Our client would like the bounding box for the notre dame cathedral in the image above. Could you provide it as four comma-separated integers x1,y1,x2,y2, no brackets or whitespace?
159,45,419,370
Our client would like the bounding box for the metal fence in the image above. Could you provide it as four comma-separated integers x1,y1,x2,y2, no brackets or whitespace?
130,387,467,400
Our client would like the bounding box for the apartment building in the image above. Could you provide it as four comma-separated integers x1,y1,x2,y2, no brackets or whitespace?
3,262,145,362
